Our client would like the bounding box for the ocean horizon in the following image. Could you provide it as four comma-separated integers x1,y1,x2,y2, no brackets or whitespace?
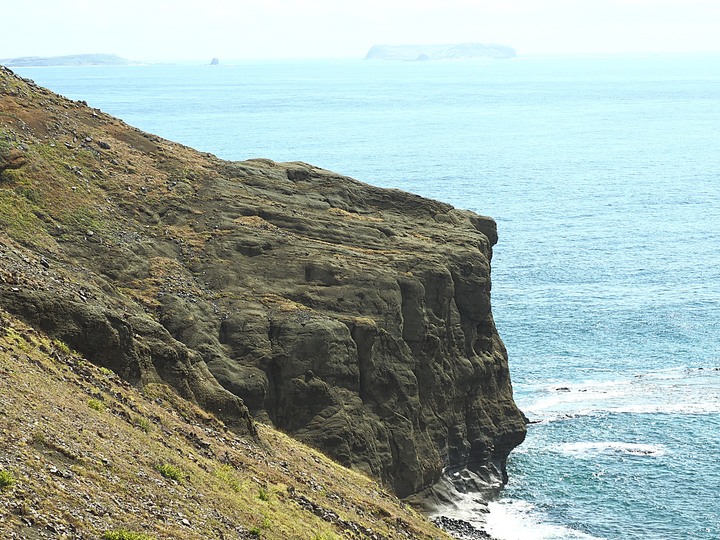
13,52,720,539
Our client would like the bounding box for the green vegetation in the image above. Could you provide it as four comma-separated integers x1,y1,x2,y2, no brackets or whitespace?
258,486,271,501
134,416,152,433
0,190,48,247
3,327,33,352
31,430,47,446
52,339,73,355
0,136,12,152
0,469,16,490
60,206,107,237
88,398,105,411
157,463,184,482
213,464,243,492
0,140,15,184
103,530,156,540
0,134,114,249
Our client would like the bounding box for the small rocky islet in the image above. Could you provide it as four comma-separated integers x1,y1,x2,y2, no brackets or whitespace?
364,43,517,61
0,65,525,538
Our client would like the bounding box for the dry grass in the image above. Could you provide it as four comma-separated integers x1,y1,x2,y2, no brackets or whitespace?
327,207,384,223
0,309,450,539
0,66,499,540
233,215,281,230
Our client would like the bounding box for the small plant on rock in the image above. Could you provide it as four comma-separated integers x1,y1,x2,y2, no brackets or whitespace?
0,470,16,490
157,463,184,482
52,339,72,355
134,416,152,433
88,398,104,411
103,530,156,540
214,464,242,492
31,430,47,446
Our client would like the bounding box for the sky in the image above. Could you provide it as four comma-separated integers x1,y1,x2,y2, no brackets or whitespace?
3,0,720,61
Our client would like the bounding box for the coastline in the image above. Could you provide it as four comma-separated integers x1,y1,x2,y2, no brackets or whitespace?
410,470,506,540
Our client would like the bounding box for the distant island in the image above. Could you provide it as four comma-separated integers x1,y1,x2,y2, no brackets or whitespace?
365,43,516,61
0,53,138,67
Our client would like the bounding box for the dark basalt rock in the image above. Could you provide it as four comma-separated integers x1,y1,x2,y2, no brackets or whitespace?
0,65,526,498
433,516,492,540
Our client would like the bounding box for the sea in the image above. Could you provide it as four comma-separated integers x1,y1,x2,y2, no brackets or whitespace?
12,53,720,540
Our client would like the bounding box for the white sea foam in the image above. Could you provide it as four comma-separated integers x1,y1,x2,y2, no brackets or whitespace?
558,441,666,457
485,499,605,540
604,401,720,415
519,368,720,422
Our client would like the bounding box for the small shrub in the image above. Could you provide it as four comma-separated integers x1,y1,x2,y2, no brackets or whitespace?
99,367,115,377
134,417,151,433
52,339,72,355
0,470,16,490
248,527,261,537
0,138,13,154
5,327,32,352
258,487,270,501
88,398,104,411
103,530,156,540
214,464,242,492
157,463,184,482
31,431,47,446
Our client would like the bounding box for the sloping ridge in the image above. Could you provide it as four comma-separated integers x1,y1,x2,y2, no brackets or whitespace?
0,308,454,539
0,66,526,501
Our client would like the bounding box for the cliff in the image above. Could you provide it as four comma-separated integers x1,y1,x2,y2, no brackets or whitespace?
0,66,526,502
0,308,454,539
365,44,517,61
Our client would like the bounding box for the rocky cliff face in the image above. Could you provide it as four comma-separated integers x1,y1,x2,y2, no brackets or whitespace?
0,66,526,498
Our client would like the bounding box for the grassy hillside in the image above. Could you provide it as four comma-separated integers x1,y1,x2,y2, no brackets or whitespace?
0,307,450,539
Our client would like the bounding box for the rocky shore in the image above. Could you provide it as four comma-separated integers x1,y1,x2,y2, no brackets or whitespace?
433,517,493,540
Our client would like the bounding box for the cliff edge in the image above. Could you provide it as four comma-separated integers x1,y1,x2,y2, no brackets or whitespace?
0,66,526,499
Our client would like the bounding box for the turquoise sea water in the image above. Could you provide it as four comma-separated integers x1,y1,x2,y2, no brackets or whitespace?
14,54,720,540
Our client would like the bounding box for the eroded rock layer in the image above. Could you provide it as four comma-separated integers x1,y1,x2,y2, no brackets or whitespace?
0,66,525,497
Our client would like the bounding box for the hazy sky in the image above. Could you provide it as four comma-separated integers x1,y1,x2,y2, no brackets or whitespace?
4,0,720,61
